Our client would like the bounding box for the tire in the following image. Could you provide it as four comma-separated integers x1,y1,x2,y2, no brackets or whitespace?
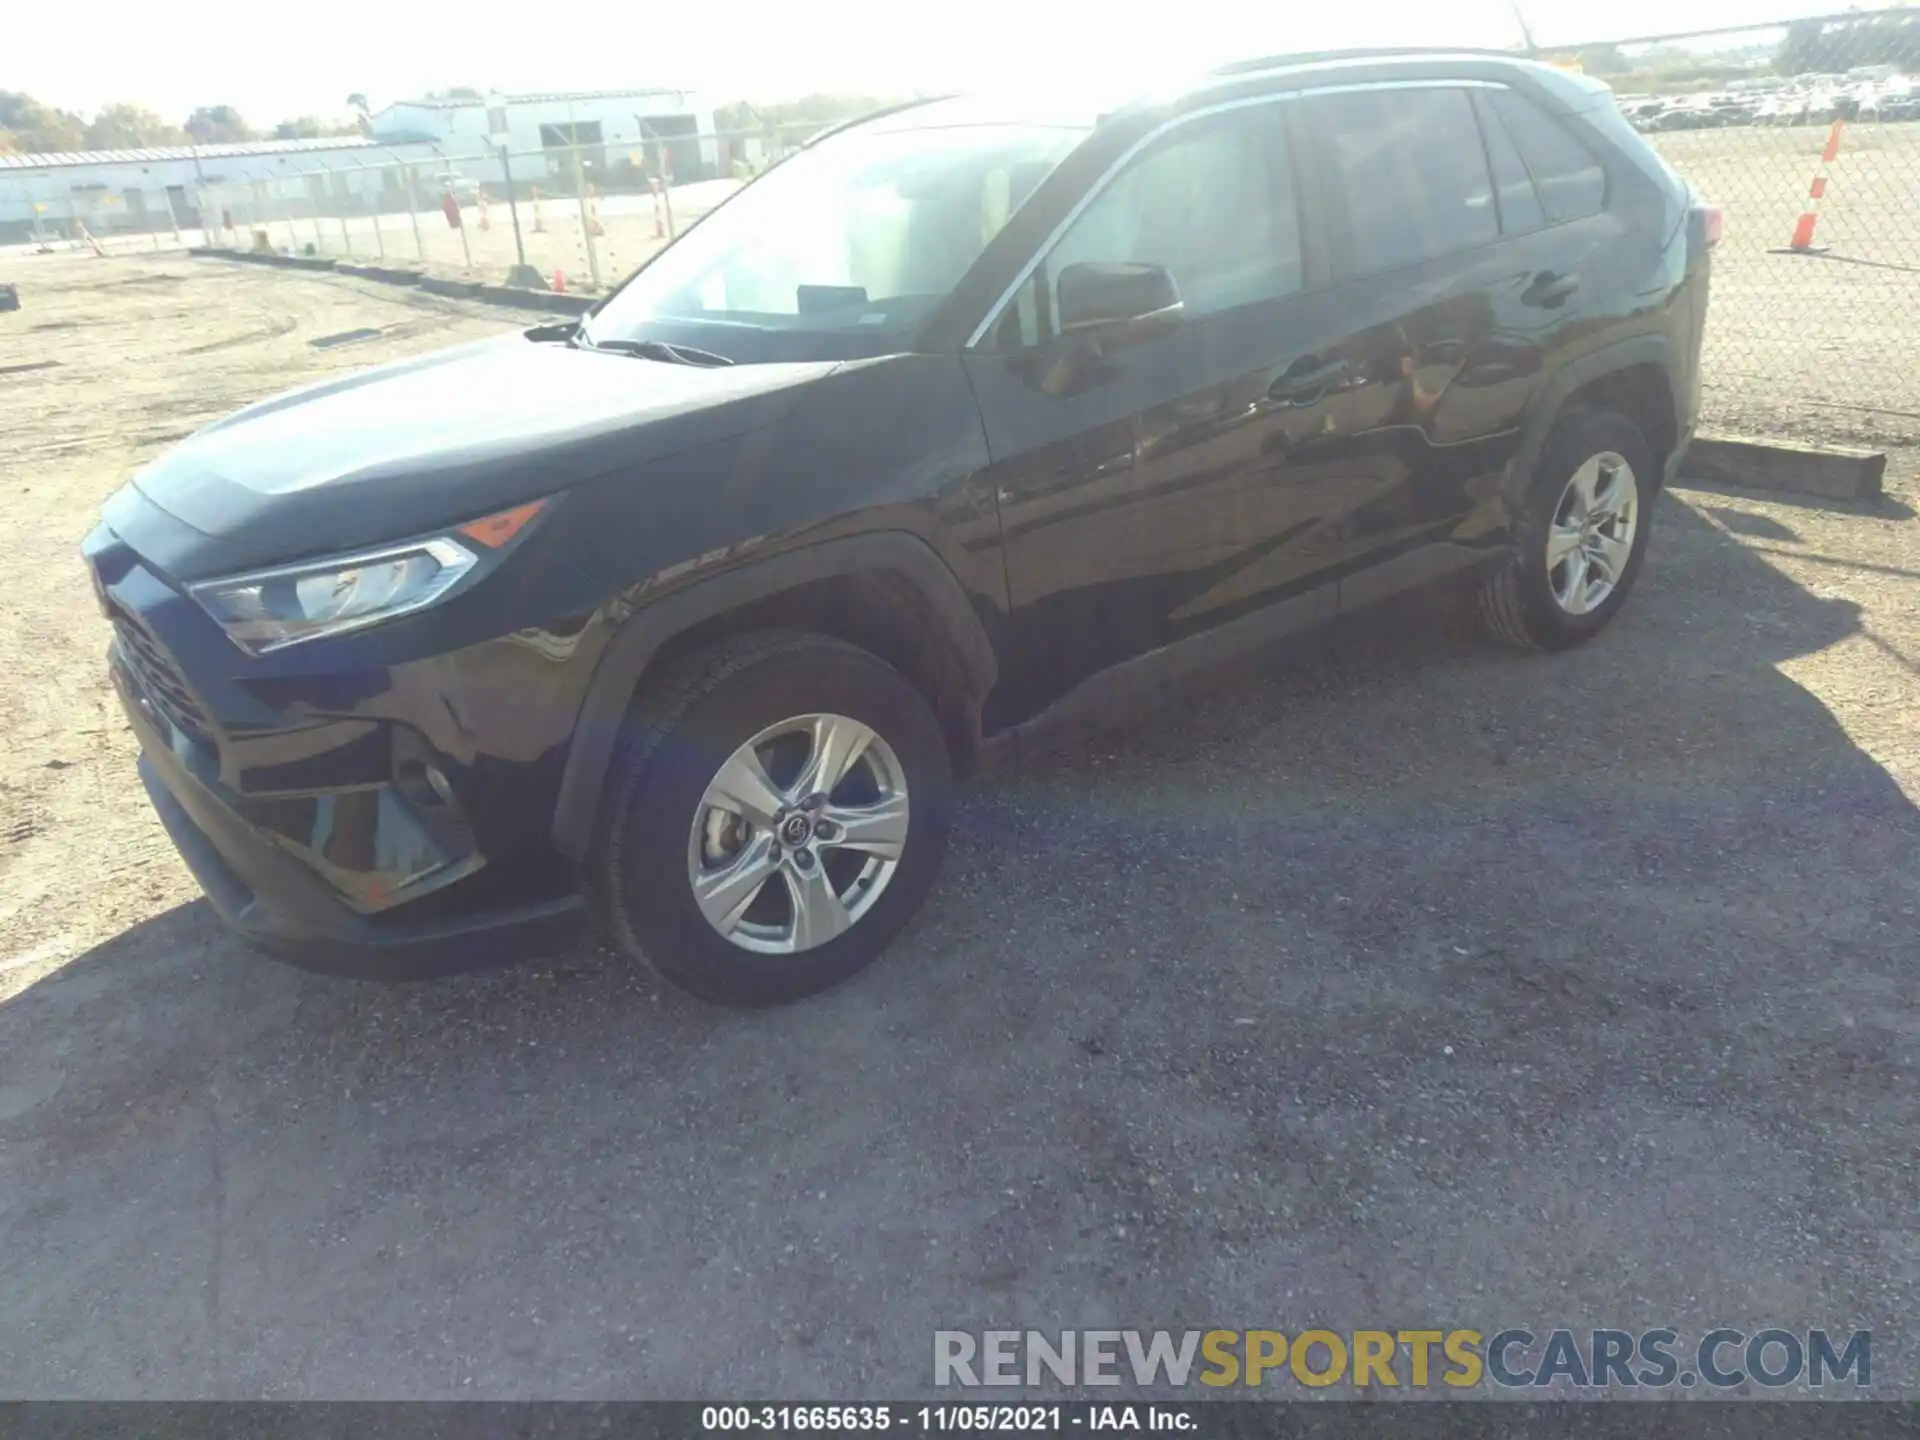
593,630,953,1007
1478,406,1657,652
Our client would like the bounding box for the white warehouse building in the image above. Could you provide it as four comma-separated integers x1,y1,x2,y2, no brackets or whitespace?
0,89,719,244
367,88,723,191
0,136,433,243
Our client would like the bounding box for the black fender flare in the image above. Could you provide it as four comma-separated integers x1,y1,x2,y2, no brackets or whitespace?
1504,333,1677,510
551,531,997,858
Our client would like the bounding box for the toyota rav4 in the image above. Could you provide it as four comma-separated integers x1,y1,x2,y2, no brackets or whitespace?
85,50,1716,1004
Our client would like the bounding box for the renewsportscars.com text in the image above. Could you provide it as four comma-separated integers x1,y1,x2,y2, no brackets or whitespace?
933,1328,1871,1391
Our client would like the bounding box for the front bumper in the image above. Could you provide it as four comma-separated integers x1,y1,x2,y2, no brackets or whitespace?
134,744,585,980
90,511,592,980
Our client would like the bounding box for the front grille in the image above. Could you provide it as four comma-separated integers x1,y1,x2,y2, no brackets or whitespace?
113,613,214,745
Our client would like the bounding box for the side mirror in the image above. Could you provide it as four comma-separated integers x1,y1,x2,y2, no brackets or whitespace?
1057,262,1183,346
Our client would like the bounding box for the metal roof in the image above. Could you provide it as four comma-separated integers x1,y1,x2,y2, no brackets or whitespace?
380,88,690,112
0,135,376,172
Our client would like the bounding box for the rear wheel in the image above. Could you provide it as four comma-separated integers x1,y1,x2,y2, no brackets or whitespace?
1479,407,1656,651
594,631,952,1006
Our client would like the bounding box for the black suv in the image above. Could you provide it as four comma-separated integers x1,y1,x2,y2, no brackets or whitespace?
85,51,1716,1004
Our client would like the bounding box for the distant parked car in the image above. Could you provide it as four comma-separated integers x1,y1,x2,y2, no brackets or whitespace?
0,282,18,313
437,174,482,202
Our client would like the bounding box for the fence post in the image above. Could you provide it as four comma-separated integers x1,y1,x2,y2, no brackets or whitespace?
277,175,301,253
291,170,318,253
364,164,386,260
399,159,426,263
498,143,529,270
568,142,602,287
160,185,183,248
443,180,474,273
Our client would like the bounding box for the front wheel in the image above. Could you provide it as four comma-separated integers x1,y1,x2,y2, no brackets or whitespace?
594,631,953,1006
1479,407,1656,651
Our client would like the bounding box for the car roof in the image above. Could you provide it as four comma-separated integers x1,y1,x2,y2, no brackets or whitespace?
840,49,1609,144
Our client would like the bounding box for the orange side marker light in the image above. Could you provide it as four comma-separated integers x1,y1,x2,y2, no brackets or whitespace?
458,498,548,549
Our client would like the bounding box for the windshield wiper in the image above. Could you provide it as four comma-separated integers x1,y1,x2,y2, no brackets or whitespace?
574,335,734,367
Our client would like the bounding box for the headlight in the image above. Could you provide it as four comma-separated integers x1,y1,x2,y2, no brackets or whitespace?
190,499,546,655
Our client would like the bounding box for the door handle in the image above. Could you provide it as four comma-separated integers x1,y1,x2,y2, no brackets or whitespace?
1523,270,1580,307
1268,358,1350,407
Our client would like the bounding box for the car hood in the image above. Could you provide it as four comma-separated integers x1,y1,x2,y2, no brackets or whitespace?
121,333,838,580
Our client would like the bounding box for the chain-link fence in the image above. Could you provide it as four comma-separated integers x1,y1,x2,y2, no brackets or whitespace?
179,134,775,292
0,123,829,290
13,18,1920,449
1543,7,1920,446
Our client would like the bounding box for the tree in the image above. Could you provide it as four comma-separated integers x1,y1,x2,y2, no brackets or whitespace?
85,103,188,150
0,90,87,153
346,94,374,138
184,104,252,143
270,114,362,139
1575,44,1628,76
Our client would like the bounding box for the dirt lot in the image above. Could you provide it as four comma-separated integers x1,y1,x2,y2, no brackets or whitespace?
2,253,1919,1398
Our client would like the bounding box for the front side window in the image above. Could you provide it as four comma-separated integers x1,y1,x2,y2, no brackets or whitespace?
1314,87,1498,274
584,115,1087,354
1043,107,1303,326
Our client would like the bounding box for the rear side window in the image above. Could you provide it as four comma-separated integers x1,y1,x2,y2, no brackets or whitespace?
1486,88,1607,222
1313,87,1498,274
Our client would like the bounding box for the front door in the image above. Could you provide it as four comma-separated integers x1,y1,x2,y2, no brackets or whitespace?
963,99,1345,721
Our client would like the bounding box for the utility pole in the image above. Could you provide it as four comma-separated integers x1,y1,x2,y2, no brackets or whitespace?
1508,0,1539,56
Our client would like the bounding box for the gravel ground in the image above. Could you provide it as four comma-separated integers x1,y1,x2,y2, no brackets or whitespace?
1,253,1917,1400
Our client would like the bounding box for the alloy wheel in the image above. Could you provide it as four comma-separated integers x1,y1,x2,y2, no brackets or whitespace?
1546,451,1640,616
685,712,910,955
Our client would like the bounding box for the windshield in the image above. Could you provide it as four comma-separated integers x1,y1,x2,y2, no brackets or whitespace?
582,116,1089,359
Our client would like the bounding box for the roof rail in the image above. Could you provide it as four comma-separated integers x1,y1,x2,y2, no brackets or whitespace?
799,96,951,149
1208,45,1532,78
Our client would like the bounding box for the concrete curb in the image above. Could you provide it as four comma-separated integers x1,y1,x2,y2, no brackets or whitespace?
1679,435,1886,503
338,262,427,285
187,246,595,318
473,284,594,316
189,247,335,272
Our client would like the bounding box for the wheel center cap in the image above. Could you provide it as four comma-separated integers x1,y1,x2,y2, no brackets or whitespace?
779,813,814,847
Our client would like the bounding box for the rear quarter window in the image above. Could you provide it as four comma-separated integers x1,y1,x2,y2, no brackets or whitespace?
1487,88,1608,222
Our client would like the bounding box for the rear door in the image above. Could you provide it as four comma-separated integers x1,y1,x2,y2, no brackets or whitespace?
1296,82,1619,609
963,98,1347,718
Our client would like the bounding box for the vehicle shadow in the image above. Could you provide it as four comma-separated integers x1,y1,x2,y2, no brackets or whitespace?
3,491,1917,1398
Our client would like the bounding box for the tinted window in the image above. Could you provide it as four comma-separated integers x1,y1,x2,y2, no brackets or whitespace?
1473,90,1547,235
1316,87,1497,273
1488,88,1607,222
1046,106,1302,323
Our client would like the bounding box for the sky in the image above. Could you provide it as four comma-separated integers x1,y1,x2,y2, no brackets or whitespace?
9,0,1823,127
